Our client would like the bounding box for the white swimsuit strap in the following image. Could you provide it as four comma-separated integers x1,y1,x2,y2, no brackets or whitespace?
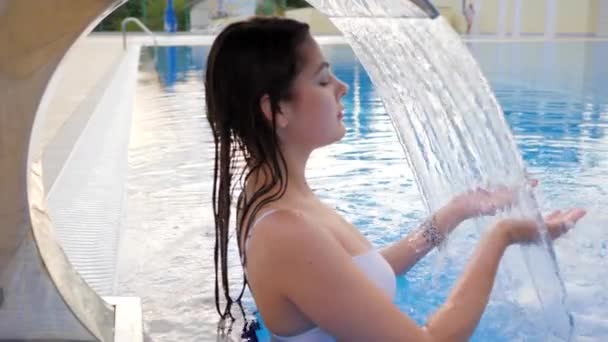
250,208,281,230
244,209,281,255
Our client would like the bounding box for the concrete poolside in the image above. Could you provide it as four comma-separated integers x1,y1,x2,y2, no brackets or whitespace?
39,35,124,191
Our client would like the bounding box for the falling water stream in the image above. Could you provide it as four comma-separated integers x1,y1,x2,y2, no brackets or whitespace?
307,0,573,339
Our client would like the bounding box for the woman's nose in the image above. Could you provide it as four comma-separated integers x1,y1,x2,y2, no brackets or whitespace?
337,78,349,98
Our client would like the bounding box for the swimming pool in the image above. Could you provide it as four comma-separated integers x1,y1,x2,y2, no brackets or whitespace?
117,40,608,341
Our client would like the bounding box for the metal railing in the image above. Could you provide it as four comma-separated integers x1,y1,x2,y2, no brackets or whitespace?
121,17,158,50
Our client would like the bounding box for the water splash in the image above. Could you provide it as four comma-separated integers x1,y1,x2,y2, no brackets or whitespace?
308,0,573,339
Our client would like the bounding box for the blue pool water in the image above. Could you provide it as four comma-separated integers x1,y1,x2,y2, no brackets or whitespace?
137,41,608,341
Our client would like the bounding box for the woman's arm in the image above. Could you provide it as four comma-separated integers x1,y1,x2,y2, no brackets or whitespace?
424,226,508,341
381,183,535,275
248,208,583,342
426,208,585,341
380,199,468,275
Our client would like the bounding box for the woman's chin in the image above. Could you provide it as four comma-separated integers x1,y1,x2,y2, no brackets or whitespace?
334,125,347,142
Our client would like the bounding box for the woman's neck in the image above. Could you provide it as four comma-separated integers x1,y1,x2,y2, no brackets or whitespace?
246,149,314,203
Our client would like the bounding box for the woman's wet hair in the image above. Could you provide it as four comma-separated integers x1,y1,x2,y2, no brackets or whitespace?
205,17,310,319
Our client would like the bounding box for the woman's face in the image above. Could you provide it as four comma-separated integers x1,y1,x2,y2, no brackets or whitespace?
277,36,349,151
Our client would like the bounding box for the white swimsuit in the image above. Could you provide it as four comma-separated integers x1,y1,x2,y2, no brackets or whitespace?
245,209,397,341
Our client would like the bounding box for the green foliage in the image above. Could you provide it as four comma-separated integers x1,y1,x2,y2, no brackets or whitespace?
95,0,189,32
286,0,311,8
255,0,278,15
256,0,309,15
95,0,312,31
145,0,188,31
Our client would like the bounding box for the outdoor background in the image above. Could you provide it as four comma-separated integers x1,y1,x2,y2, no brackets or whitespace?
95,0,608,37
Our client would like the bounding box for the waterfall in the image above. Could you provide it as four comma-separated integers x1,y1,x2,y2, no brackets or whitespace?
307,0,573,339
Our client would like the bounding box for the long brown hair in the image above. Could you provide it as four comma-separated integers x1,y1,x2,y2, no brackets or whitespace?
205,17,310,319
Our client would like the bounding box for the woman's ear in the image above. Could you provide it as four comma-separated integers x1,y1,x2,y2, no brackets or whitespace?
259,94,289,128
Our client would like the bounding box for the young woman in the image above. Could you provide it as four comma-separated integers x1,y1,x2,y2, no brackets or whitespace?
206,17,585,341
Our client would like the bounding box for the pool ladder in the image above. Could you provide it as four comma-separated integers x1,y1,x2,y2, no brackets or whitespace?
121,17,159,51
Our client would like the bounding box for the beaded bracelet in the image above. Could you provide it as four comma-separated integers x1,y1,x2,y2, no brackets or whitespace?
421,215,445,247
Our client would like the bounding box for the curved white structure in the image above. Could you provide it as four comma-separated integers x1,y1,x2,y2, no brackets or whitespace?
0,1,140,340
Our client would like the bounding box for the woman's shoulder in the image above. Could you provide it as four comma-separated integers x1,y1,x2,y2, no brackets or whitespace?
246,207,347,270
248,207,330,248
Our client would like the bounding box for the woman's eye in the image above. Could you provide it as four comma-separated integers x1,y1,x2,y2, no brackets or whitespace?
319,80,330,86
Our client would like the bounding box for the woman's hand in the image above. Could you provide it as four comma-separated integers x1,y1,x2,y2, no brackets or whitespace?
451,180,539,219
496,208,586,245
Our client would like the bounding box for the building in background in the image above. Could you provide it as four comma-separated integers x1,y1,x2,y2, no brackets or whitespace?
433,0,608,37
197,0,607,37
207,0,256,18
190,0,211,31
